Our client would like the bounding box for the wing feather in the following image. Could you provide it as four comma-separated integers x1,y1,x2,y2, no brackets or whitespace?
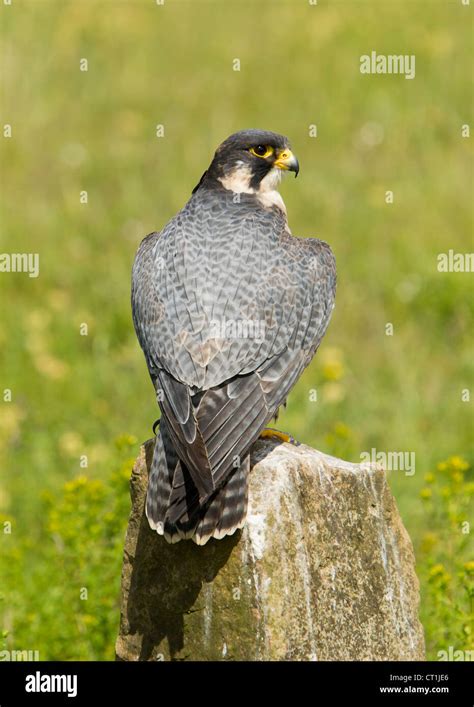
132,188,336,502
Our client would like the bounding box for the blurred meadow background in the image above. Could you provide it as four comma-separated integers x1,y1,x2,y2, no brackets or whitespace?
0,0,472,660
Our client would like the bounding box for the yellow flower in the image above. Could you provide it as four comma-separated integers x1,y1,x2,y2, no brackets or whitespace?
428,564,451,587
81,614,98,627
420,488,432,500
429,564,445,578
448,456,469,472
322,360,344,381
115,433,138,450
334,422,352,439
420,532,438,553
320,347,345,381
424,472,435,484
64,475,89,493
463,561,474,575
47,518,60,534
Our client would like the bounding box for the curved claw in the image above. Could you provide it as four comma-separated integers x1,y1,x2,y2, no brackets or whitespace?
152,418,161,436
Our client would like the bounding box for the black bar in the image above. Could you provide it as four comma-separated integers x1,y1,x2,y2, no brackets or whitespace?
0,661,471,704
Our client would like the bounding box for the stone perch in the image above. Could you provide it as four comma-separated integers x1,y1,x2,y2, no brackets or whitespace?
115,438,425,661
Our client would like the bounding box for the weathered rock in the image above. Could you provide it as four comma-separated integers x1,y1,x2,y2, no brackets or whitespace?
115,438,425,661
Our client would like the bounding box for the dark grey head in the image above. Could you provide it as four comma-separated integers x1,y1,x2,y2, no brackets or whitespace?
193,129,299,195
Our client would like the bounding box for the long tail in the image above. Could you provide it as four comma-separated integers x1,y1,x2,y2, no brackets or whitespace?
146,419,249,545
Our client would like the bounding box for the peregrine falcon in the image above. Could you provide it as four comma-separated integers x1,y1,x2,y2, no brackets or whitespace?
132,129,336,545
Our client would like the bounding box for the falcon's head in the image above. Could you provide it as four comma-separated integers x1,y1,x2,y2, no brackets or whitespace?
194,129,299,203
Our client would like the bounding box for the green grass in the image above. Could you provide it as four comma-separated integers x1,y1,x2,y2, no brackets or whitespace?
0,0,472,660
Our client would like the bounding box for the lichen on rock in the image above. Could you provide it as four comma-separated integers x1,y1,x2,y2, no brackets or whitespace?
115,438,425,661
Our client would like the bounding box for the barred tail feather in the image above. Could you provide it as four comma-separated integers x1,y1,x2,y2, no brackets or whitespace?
192,455,250,545
146,428,250,545
145,420,178,536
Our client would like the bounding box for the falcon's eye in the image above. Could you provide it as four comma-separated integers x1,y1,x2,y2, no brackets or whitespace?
249,145,273,159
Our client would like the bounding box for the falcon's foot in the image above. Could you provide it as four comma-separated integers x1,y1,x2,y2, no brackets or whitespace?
259,427,301,446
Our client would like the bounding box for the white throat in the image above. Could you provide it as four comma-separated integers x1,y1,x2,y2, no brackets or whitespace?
218,164,287,214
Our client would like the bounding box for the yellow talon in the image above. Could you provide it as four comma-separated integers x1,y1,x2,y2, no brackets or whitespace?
259,428,300,446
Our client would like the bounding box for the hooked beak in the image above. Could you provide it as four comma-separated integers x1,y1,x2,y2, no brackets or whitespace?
274,148,300,177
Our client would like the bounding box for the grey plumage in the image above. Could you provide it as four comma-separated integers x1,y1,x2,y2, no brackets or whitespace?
132,129,336,545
